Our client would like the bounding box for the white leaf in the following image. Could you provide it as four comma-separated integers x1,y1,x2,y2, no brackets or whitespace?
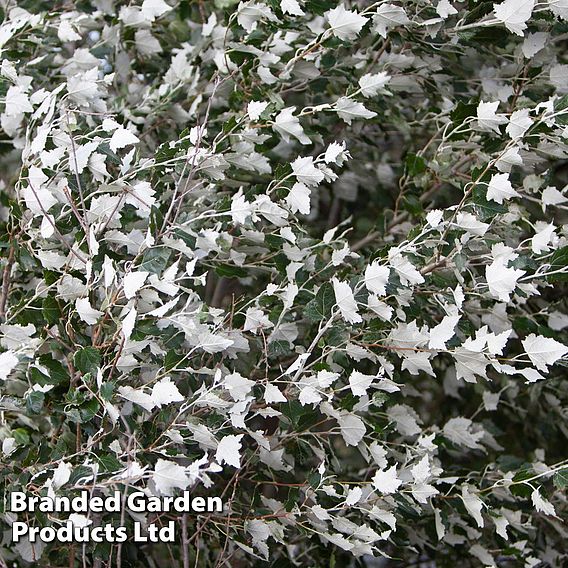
123,271,149,299
506,109,532,139
247,100,269,120
476,101,508,134
332,277,362,324
109,127,140,153
494,515,510,539
243,307,273,334
324,141,349,164
495,147,523,173
454,348,489,383
58,20,81,42
151,377,184,407
337,413,366,446
522,31,548,58
89,152,110,181
231,189,254,224
358,72,391,97
41,147,66,169
291,156,324,186
75,298,104,325
135,29,162,55
5,86,33,116
374,4,410,38
486,259,525,302
548,0,568,20
285,182,311,214
335,97,377,124
22,185,57,217
121,307,136,341
0,350,18,381
69,141,99,175
369,442,388,469
273,106,310,145
372,465,402,494
299,385,322,406
69,514,92,528
434,508,446,540
387,404,422,436
37,250,67,270
455,212,489,236
348,370,375,396
141,0,173,20
428,314,460,349
196,332,234,354
486,329,511,355
224,372,255,401
494,0,535,36
531,488,557,516
412,483,439,504
542,186,568,208
215,434,244,468
364,261,390,296
264,384,287,404
531,222,556,254
125,181,156,218
325,5,368,41
470,545,494,566
52,462,72,490
312,504,331,521
443,417,484,450
483,391,500,411
254,195,289,226
368,296,393,320
40,213,55,239
281,0,304,16
152,459,189,495
237,1,278,32
118,385,155,412
436,0,458,18
411,455,431,484
66,68,101,107
549,311,568,331
389,253,424,286
148,296,180,317
522,333,568,372
461,486,484,527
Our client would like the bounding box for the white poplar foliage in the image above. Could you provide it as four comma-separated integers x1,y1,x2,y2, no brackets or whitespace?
0,0,567,566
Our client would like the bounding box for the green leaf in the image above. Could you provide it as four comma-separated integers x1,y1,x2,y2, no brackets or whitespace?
215,264,249,278
26,391,45,414
97,453,122,473
12,428,30,445
139,247,172,274
472,184,507,221
554,94,568,126
450,100,477,126
553,468,568,489
268,340,290,358
281,401,307,429
405,153,427,176
39,354,70,385
548,246,568,282
73,347,101,375
42,296,60,325
304,283,334,322
100,382,115,401
67,398,100,424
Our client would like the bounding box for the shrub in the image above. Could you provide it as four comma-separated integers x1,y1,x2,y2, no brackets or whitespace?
0,0,567,566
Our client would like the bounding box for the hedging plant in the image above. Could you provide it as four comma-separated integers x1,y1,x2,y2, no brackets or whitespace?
0,0,568,566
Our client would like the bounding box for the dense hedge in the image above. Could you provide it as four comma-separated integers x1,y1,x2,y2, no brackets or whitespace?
1,0,568,566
